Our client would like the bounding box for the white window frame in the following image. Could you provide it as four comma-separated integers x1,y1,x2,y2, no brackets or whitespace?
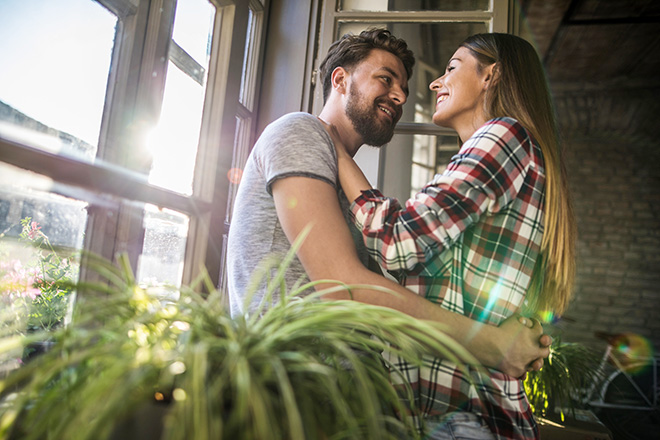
309,0,511,199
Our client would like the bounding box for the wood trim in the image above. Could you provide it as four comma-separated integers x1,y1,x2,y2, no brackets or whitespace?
0,135,212,216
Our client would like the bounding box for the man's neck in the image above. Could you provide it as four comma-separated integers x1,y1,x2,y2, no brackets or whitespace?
317,106,363,157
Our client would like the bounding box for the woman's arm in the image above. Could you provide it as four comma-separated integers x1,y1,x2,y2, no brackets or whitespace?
271,175,548,377
336,119,536,272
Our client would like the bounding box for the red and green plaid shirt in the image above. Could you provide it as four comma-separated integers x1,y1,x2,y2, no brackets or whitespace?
350,117,545,439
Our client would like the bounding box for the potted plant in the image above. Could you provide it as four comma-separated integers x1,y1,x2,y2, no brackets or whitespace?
0,239,480,440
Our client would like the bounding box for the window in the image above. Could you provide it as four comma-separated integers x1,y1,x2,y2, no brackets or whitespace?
0,0,269,339
315,0,509,201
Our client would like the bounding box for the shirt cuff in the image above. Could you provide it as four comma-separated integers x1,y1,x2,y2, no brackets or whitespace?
356,188,386,202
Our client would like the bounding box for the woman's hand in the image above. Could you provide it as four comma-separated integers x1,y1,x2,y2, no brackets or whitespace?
487,315,551,377
319,118,351,161
318,118,373,201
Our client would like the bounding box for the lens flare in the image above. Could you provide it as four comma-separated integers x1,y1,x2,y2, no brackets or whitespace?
227,168,243,185
538,310,555,323
610,333,654,374
287,196,298,209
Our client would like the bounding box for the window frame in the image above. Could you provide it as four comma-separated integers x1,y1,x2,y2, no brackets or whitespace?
0,0,270,294
308,0,511,199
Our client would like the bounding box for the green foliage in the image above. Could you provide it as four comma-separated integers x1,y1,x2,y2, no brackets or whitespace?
0,239,479,440
523,338,601,420
0,217,76,335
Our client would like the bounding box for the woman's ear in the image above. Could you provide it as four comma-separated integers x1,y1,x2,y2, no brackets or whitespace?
483,63,499,89
331,67,347,94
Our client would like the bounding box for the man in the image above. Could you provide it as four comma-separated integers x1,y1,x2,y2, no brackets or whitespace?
227,29,546,378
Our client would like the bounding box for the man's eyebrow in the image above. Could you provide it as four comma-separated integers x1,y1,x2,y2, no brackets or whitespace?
380,66,409,97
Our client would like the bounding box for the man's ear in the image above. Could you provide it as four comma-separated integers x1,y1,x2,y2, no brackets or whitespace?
483,63,500,90
331,67,348,94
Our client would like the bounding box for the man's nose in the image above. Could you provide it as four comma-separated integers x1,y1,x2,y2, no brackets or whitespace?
390,85,407,105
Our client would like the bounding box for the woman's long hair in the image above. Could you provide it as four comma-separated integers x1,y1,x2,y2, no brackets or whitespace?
460,33,576,316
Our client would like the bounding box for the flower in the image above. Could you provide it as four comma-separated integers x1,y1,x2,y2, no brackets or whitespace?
26,221,42,240
1,217,77,334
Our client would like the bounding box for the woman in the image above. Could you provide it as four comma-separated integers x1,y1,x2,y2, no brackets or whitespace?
335,33,576,439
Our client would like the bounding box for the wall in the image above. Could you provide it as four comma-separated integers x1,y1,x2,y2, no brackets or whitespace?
553,87,660,354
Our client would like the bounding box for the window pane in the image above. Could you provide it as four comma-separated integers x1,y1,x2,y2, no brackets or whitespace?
239,7,264,110
147,1,215,195
339,0,489,12
412,133,436,165
225,115,252,223
0,0,116,160
436,136,461,170
337,21,488,124
0,163,86,345
409,134,458,195
147,61,205,195
171,0,215,68
137,205,189,289
410,163,434,195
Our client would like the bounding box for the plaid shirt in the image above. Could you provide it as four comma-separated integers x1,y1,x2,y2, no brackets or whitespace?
351,118,544,439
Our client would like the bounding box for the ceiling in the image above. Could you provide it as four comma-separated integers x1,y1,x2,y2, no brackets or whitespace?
520,0,660,140
521,0,660,88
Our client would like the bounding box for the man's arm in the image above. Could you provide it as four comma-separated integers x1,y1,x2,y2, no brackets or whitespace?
272,176,548,377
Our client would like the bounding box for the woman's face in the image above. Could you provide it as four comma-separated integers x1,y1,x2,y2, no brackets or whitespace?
429,46,493,141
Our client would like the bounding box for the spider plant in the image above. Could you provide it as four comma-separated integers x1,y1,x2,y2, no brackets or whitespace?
523,337,602,420
0,232,481,440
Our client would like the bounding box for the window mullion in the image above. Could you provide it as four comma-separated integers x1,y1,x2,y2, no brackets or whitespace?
82,0,176,282
182,2,250,288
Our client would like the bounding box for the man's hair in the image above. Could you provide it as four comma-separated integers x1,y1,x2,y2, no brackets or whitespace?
318,28,415,104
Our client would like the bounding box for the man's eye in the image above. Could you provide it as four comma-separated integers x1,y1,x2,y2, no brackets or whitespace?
382,76,392,84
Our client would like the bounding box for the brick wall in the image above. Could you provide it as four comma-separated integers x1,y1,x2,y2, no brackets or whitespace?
552,87,660,354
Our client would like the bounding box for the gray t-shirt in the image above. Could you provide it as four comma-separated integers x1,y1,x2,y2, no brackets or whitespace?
227,112,369,317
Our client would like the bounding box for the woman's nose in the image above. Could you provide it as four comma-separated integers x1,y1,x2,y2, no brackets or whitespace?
429,76,443,91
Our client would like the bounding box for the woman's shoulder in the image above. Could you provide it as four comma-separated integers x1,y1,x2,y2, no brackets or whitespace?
482,116,527,133
471,117,535,145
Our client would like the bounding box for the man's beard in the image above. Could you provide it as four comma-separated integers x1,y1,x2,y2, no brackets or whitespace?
345,83,397,147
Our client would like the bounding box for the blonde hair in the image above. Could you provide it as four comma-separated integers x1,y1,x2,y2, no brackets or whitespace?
460,33,576,316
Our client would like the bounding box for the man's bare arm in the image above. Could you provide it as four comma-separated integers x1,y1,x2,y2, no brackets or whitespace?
272,176,548,377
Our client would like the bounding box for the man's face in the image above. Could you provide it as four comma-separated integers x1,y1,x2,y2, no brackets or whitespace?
344,49,408,147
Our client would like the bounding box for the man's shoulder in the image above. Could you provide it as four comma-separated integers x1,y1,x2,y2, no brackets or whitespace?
257,112,332,157
267,112,321,132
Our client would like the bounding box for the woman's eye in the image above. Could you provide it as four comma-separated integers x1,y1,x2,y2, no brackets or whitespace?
447,66,455,72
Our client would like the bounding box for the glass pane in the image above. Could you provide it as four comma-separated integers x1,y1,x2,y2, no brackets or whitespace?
412,133,436,165
147,61,205,195
339,0,489,12
239,7,264,110
225,116,252,223
0,163,86,349
436,135,460,173
147,1,214,196
0,0,116,160
337,21,489,125
410,163,434,196
137,205,189,290
172,0,215,68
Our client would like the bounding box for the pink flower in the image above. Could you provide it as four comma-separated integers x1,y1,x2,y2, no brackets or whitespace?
27,222,42,240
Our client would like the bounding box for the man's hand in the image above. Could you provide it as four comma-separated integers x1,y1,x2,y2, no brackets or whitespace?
489,315,551,378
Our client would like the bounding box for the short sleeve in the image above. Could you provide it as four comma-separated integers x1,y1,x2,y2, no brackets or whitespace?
252,113,337,195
